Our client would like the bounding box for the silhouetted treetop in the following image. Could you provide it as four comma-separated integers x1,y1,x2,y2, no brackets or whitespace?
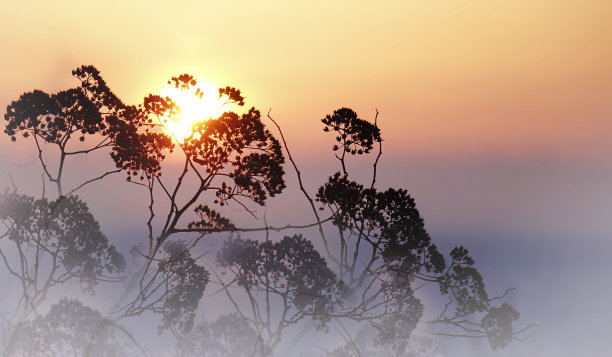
4,64,286,208
176,313,270,357
131,72,286,208
218,86,245,106
106,90,174,180
4,88,104,143
316,172,430,259
157,240,210,334
374,276,424,354
314,106,529,352
218,235,338,326
169,74,198,91
324,327,444,357
0,192,126,293
111,116,174,180
438,247,488,314
184,108,285,205
5,65,129,145
188,204,235,232
72,65,173,177
3,65,174,183
481,302,521,349
322,107,381,155
6,299,137,357
72,65,127,112
315,166,504,347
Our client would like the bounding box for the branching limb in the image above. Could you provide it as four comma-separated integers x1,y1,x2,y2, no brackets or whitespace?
267,110,339,266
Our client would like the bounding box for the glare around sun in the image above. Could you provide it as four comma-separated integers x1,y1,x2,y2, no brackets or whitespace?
159,80,227,142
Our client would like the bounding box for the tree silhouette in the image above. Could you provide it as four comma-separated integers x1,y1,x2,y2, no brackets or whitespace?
101,72,286,256
0,65,533,356
176,313,270,357
324,326,445,357
4,66,145,198
106,72,286,336
0,192,125,318
214,234,339,347
119,240,209,335
1,66,286,347
307,108,526,352
5,298,142,356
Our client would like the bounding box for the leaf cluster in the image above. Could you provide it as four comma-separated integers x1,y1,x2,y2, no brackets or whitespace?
315,109,521,350
158,240,210,334
185,108,285,205
4,88,103,144
176,313,270,357
217,235,338,324
188,204,235,232
316,172,431,269
321,107,381,155
6,299,131,357
481,302,521,349
0,192,126,293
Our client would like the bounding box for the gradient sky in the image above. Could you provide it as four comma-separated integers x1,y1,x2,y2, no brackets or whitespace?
1,1,612,355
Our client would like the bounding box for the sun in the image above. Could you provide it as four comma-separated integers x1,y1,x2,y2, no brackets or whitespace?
158,80,227,142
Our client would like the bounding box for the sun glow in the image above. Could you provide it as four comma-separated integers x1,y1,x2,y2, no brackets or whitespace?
159,80,227,142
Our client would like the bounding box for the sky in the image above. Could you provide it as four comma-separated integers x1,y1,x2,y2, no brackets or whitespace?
1,0,612,355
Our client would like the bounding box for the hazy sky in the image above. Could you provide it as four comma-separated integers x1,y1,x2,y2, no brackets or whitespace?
1,1,611,355
2,0,610,161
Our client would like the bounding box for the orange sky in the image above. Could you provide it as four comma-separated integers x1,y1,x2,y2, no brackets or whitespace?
1,0,611,164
